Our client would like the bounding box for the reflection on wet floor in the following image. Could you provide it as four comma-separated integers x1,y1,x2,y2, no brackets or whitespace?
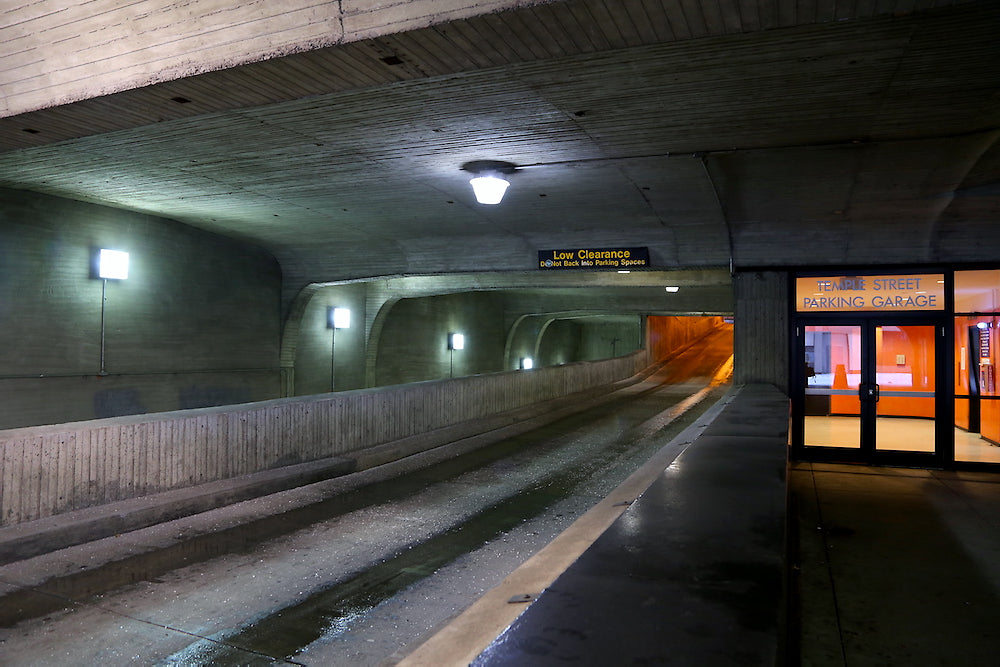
163,383,725,664
0,329,736,665
0,380,687,629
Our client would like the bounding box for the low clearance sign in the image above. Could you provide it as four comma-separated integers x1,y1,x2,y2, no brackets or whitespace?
796,274,945,312
538,247,649,270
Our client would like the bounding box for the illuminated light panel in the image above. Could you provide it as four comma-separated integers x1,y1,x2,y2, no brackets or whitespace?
99,249,129,280
330,307,351,329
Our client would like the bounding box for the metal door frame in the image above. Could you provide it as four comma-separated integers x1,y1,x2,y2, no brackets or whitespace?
791,313,951,465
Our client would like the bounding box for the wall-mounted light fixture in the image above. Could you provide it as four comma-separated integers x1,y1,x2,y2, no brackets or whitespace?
328,307,351,391
462,160,517,205
448,332,465,378
665,286,680,293
94,249,129,375
98,249,130,280
329,307,351,330
520,357,534,370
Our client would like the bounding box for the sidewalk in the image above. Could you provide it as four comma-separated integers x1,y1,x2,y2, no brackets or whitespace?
408,383,789,666
789,462,1000,665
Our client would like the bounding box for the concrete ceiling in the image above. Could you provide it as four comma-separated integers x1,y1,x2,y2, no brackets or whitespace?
0,0,997,312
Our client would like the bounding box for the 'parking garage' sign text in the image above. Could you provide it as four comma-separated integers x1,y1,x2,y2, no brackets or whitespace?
796,274,945,312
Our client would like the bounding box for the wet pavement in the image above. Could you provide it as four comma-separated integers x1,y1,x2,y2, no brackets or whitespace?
790,462,1000,665
465,383,788,666
0,331,735,665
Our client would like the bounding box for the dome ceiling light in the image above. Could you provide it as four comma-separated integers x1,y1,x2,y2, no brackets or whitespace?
462,160,517,205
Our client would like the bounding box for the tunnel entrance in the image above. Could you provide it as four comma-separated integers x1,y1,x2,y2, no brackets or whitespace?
646,315,733,364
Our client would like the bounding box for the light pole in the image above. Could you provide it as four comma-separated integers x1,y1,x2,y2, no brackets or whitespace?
96,249,129,375
328,307,351,391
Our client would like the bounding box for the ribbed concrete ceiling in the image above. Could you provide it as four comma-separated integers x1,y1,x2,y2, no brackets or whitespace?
0,0,997,311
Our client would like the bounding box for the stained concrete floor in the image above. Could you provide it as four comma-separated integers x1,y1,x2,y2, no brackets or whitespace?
6,393,1000,664
0,379,733,664
461,384,788,666
790,462,1000,666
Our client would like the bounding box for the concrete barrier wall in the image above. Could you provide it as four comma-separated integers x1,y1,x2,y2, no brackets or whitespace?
0,350,648,526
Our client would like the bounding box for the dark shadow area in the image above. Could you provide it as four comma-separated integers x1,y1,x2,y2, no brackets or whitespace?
790,464,1000,665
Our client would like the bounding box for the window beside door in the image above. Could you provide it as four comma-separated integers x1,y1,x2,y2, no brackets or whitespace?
955,271,1000,463
804,325,861,449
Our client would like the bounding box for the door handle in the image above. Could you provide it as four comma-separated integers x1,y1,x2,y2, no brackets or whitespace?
860,383,880,402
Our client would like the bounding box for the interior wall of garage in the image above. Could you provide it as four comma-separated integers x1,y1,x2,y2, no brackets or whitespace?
575,317,643,361
292,282,368,396
535,317,644,366
0,189,283,430
537,320,583,367
647,315,731,362
505,314,545,370
733,270,790,393
297,289,735,395
374,292,507,386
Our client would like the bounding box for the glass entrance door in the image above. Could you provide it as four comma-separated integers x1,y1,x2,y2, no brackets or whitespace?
799,320,941,460
873,324,936,454
803,325,862,450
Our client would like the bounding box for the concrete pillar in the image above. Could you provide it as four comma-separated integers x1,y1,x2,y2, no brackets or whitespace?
733,271,789,393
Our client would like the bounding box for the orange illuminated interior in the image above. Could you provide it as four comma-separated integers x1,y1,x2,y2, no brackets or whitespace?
830,325,935,419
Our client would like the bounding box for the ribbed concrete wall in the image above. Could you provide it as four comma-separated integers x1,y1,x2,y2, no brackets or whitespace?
733,271,789,392
0,350,647,526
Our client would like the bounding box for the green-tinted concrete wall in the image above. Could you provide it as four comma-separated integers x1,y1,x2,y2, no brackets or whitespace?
538,320,582,366
0,189,282,429
536,317,642,366
575,318,643,361
293,283,367,395
374,292,506,386
1,350,650,525
289,287,730,396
